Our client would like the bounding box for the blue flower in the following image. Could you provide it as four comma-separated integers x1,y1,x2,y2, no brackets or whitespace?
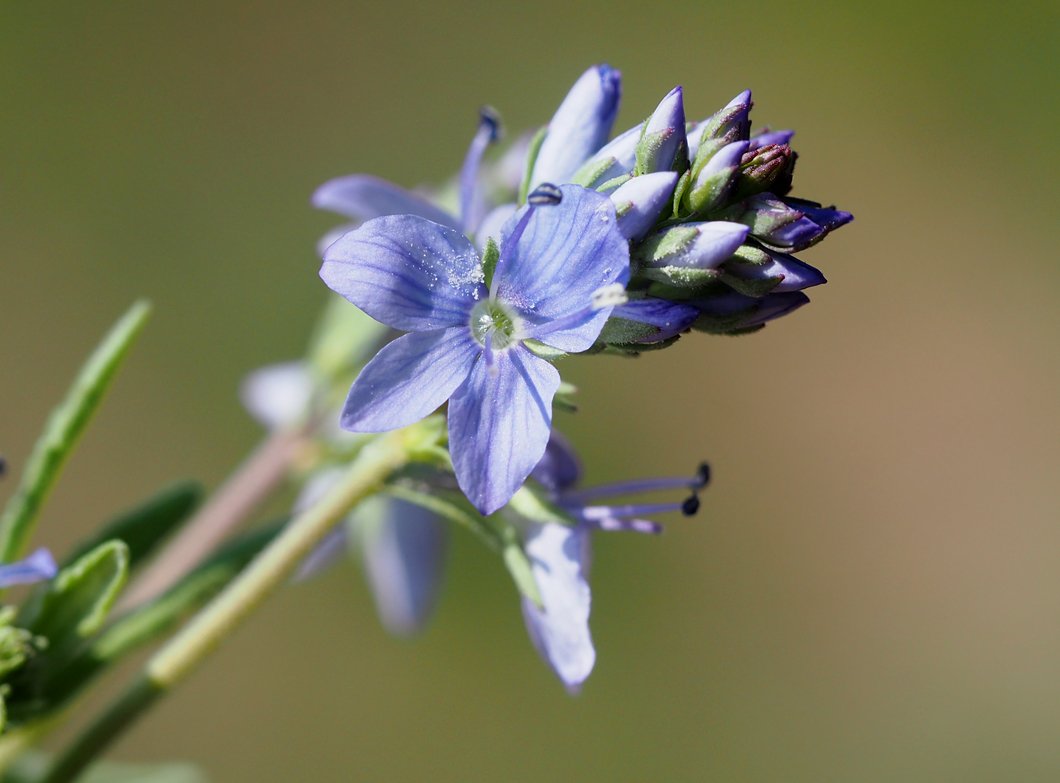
321,184,630,514
520,433,708,692
0,548,57,588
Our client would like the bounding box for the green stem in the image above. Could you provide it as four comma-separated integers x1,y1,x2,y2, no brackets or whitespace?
37,430,410,783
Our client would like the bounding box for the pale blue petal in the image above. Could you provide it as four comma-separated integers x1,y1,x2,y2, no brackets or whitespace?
520,523,594,693
640,86,687,173
473,203,517,251
0,548,57,588
321,215,486,331
494,185,629,351
356,496,447,636
577,123,641,186
644,221,749,270
317,222,356,258
531,65,621,188
240,361,314,430
312,174,459,229
341,328,479,432
610,171,678,241
531,430,583,493
448,347,560,514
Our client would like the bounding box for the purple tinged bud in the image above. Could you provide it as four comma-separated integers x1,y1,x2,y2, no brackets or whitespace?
610,171,678,241
610,298,700,343
636,221,750,270
689,90,752,159
738,195,852,251
723,250,826,294
686,139,749,214
748,129,795,150
531,64,622,189
734,143,795,199
691,290,811,333
634,86,688,175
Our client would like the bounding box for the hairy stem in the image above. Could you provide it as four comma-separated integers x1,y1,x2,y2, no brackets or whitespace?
38,430,409,783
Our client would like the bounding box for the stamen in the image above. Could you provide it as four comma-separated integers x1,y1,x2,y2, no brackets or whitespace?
459,106,502,233
577,502,689,520
585,517,662,535
681,494,700,516
563,476,701,505
522,283,628,340
0,456,6,479
694,461,711,490
527,183,563,205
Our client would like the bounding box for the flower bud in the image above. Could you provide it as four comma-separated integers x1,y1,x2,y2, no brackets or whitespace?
633,86,688,175
720,247,826,295
684,140,749,215
634,221,749,272
734,194,852,251
687,89,752,160
690,290,810,334
530,64,622,189
610,171,678,241
732,143,795,199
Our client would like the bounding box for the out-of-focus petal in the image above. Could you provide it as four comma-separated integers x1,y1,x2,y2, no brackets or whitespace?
321,215,486,331
240,361,314,430
357,496,448,636
447,347,559,514
0,548,57,588
341,328,478,432
312,174,459,229
532,430,583,493
520,523,594,693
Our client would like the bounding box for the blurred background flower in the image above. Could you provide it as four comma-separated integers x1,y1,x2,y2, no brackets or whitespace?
0,1,1056,781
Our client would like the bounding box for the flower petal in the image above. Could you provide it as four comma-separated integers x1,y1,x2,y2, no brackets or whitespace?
448,347,560,514
610,171,678,241
341,328,479,432
240,361,314,430
356,496,448,636
531,65,622,189
611,298,700,342
0,548,57,588
531,430,583,493
494,185,629,349
520,523,595,693
312,174,459,229
321,215,485,331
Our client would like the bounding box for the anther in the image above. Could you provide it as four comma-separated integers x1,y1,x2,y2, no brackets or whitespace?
681,494,700,516
0,456,6,479
528,183,563,205
479,106,503,142
694,462,711,490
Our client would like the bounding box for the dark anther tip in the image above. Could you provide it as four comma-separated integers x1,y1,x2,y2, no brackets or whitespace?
0,456,6,478
694,461,711,489
479,106,502,142
528,183,563,206
681,494,701,517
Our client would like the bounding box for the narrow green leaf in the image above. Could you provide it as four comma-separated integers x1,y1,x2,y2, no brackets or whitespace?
4,753,207,783
0,301,151,563
64,482,203,570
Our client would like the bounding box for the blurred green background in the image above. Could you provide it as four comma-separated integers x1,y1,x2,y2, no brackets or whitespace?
2,1,1058,780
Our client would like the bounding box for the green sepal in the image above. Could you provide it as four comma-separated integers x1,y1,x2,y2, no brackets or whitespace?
718,271,782,297
0,301,151,564
570,155,617,189
632,125,666,176
517,126,548,204
554,381,578,413
306,294,390,384
522,340,567,362
481,237,501,289
64,482,202,571
595,173,631,194
3,753,207,783
382,484,499,553
505,484,571,528
597,316,660,346
671,169,692,217
502,540,542,609
640,265,722,289
0,608,37,681
632,225,698,270
19,541,128,644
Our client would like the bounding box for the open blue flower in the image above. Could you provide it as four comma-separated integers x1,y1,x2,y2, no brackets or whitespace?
521,433,708,692
321,184,629,514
